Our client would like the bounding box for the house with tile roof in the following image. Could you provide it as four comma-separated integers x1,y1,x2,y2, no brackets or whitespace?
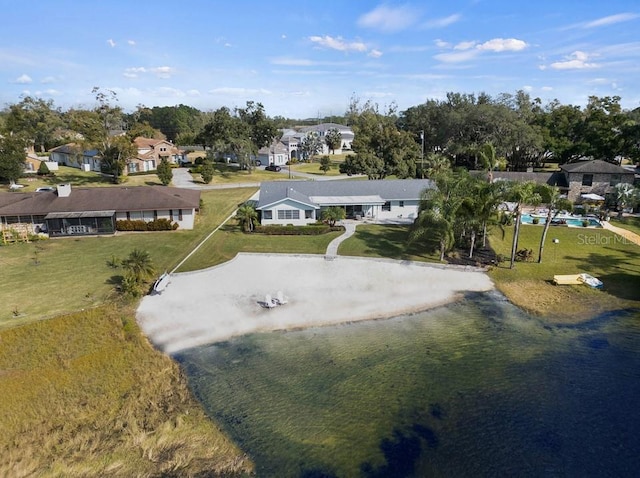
0,184,200,236
129,137,185,173
474,159,635,202
256,179,434,226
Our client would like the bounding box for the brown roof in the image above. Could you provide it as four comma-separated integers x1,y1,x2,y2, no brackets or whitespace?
0,186,200,216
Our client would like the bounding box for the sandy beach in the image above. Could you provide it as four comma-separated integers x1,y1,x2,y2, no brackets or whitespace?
136,253,494,354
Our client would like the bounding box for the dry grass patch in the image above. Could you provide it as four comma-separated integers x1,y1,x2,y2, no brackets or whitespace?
0,305,253,477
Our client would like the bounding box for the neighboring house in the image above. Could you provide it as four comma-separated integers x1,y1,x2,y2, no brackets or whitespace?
24,153,59,174
257,141,289,166
129,137,186,173
256,179,434,226
49,143,101,172
559,160,634,202
475,159,635,202
279,123,355,160
0,184,200,236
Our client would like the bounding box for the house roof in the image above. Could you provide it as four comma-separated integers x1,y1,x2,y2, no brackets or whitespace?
49,143,100,157
560,159,632,175
0,186,200,217
483,171,568,188
257,179,434,210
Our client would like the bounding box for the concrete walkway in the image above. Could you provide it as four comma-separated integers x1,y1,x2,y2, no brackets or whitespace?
325,221,357,260
601,221,640,246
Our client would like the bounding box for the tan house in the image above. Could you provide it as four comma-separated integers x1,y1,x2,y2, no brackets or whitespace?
24,153,59,174
128,137,185,173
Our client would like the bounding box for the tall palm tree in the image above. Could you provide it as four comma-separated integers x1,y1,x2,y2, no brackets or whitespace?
477,142,504,183
505,181,541,269
121,249,155,284
235,203,258,232
536,185,573,263
410,172,466,261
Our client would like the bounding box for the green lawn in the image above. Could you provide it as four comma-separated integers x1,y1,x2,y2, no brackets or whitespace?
488,223,640,320
177,225,343,272
611,216,640,237
291,159,345,177
0,187,256,327
191,164,289,184
338,224,440,262
9,166,167,192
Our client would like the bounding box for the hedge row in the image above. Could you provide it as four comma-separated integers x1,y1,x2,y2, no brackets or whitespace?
116,218,179,231
253,224,343,235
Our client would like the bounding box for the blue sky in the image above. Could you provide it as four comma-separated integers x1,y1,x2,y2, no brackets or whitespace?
1,1,639,118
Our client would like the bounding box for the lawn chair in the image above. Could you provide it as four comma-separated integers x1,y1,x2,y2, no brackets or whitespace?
264,294,278,308
275,290,288,305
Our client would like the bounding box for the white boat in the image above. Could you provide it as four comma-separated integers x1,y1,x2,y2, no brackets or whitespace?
578,273,603,289
153,271,171,293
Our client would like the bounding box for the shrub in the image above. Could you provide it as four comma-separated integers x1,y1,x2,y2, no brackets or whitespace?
532,217,540,225
116,219,177,232
254,224,343,235
582,219,590,227
37,161,50,176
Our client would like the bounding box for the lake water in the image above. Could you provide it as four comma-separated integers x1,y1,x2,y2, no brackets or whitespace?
176,292,640,477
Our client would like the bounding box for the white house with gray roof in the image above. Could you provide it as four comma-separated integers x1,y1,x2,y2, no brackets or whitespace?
256,179,434,226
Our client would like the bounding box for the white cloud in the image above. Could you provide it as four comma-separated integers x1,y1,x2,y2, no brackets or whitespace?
224,42,232,48
309,35,367,53
435,37,528,63
549,51,598,70
476,38,528,52
434,39,450,48
368,49,383,58
454,41,476,51
127,40,136,46
357,5,418,32
123,66,175,79
14,74,32,84
40,76,56,84
584,12,640,28
107,39,116,47
272,57,315,66
152,66,175,78
363,91,395,98
424,13,461,29
209,87,273,97
186,89,201,97
281,34,287,39
523,85,533,92
541,86,554,91
434,50,480,63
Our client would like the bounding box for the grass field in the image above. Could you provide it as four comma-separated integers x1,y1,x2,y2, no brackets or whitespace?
338,222,640,322
0,187,256,328
8,166,168,192
0,305,253,477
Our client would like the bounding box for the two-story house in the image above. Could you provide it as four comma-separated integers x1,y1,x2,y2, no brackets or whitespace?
560,160,635,202
128,137,186,173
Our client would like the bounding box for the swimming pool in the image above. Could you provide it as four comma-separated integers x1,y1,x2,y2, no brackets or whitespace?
521,213,601,227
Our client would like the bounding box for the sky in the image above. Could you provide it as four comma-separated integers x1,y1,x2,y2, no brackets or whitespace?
1,0,639,119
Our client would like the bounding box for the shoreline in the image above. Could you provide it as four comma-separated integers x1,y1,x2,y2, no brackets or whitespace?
136,253,494,355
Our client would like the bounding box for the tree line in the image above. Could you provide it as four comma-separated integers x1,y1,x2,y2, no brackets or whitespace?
1,89,640,186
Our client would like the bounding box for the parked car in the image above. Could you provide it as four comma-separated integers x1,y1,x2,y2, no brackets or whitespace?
36,186,55,192
265,164,282,172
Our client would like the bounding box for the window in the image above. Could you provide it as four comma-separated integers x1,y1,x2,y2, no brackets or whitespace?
582,174,593,186
170,209,182,221
277,210,300,220
263,210,272,220
305,210,313,219
610,174,621,186
399,201,405,208
382,202,391,211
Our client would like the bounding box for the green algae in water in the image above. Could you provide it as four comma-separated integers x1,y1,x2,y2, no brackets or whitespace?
177,293,640,477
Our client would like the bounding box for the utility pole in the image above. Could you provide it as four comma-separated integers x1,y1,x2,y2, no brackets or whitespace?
420,130,425,179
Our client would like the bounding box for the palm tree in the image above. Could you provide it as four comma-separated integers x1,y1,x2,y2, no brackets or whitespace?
121,249,155,284
425,152,451,178
536,185,573,263
410,172,466,261
477,142,504,183
236,203,258,232
504,181,541,269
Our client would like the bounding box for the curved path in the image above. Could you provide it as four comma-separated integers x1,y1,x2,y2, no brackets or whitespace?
601,221,640,246
325,222,357,260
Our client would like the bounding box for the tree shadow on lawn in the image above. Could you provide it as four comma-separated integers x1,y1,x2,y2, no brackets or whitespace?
44,173,107,186
354,226,432,261
563,248,640,301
